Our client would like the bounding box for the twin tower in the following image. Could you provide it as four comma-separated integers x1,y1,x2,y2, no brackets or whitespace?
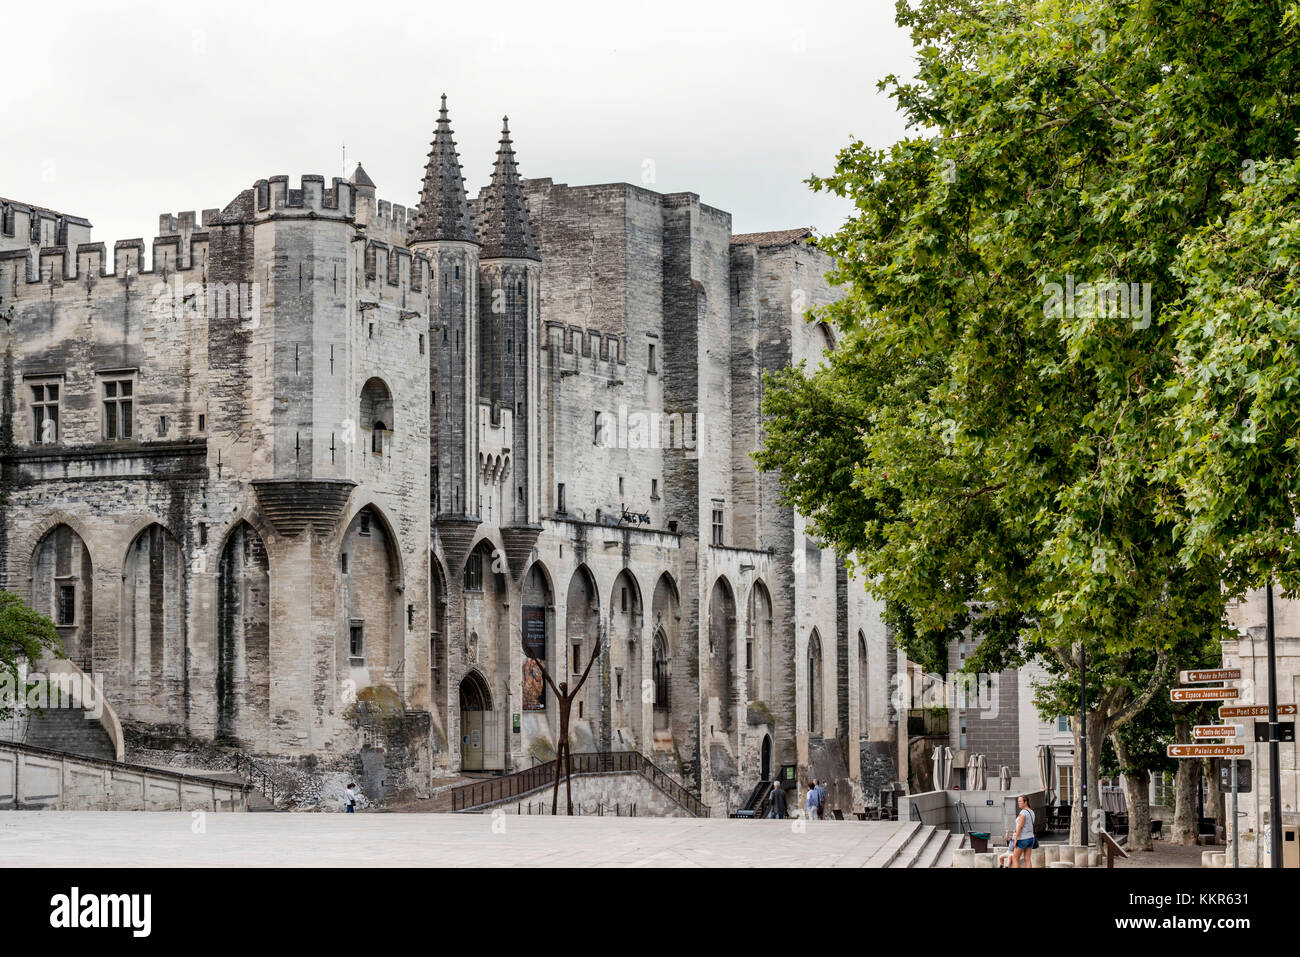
397,95,543,572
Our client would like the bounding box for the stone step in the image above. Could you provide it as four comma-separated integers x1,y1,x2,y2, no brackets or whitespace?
888,823,937,868
915,827,956,869
866,821,922,867
935,831,966,868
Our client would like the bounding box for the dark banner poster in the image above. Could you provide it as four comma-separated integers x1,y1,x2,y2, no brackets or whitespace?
523,605,546,710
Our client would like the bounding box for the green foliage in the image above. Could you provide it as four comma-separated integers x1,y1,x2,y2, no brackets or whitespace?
0,589,64,720
757,0,1300,732
1164,152,1300,593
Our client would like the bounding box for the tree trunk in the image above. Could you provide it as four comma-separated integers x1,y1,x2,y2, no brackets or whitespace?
1126,767,1153,851
565,744,574,815
1171,720,1200,845
1069,721,1083,846
1205,758,1225,843
1111,732,1153,852
553,703,569,815
1084,710,1105,846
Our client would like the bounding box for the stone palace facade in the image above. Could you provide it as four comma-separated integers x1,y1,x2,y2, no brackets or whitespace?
0,98,897,811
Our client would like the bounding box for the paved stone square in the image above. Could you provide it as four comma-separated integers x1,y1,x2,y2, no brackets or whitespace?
0,812,915,868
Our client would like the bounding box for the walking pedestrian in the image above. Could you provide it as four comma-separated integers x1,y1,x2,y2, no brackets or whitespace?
1010,794,1035,867
805,781,820,821
345,782,358,814
815,778,828,819
769,782,788,819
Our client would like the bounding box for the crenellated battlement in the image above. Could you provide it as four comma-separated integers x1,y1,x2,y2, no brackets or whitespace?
249,174,354,219
543,320,625,366
0,198,92,249
375,200,410,238
0,232,214,289
360,239,432,295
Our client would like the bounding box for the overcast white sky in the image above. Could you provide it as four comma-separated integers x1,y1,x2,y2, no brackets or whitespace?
1,0,916,255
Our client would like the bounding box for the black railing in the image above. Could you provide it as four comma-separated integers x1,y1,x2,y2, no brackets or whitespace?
517,800,638,816
233,752,277,805
448,750,709,816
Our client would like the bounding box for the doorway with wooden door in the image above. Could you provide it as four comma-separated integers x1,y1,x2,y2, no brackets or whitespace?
459,672,496,772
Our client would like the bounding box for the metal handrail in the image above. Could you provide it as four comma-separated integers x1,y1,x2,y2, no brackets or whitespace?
233,751,276,805
448,750,709,816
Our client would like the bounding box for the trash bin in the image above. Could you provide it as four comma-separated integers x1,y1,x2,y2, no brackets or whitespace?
969,832,990,853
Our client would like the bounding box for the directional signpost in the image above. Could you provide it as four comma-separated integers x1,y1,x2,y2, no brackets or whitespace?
1220,703,1297,719
1171,687,1239,702
1170,670,1246,866
1180,669,1243,684
1166,743,1247,758
1193,724,1243,739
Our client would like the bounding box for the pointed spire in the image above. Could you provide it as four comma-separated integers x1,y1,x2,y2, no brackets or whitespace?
411,94,478,245
477,115,540,260
349,162,375,188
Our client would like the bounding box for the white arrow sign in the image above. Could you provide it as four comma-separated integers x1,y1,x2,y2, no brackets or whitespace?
1192,724,1243,739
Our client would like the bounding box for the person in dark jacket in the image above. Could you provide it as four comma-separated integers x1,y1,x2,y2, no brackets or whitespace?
768,783,788,819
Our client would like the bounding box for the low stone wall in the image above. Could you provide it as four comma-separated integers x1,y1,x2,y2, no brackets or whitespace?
469,770,694,817
906,788,1047,837
0,740,249,811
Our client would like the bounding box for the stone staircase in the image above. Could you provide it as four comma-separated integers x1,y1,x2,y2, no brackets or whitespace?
884,821,966,868
2,658,124,763
23,706,117,761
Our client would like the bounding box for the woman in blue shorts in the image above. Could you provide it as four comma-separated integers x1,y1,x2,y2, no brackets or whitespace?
1011,794,1035,867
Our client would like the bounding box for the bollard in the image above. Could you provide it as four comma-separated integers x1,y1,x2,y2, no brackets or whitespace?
952,848,976,868
1047,861,1074,868
973,852,997,868
1044,844,1060,864
1073,845,1090,868
1030,847,1046,868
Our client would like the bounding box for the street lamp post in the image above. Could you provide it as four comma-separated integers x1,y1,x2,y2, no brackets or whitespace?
1080,642,1089,848
1266,581,1283,868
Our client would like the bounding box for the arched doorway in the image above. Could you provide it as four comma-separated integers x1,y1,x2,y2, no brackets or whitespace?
652,629,670,731
459,671,494,772
761,733,773,782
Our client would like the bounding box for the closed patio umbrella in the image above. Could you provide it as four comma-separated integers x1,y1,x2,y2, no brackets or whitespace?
941,747,954,789
1038,745,1056,805
1000,765,1012,790
931,745,943,792
973,753,987,790
966,751,978,789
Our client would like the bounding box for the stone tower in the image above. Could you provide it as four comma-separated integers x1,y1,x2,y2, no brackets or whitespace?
475,117,542,573
411,95,481,570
